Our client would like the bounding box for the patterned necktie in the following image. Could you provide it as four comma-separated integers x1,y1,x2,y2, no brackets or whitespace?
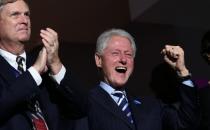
30,101,48,130
112,91,133,123
16,56,48,130
16,56,24,74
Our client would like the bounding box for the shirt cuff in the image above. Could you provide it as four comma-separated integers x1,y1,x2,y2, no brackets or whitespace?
28,67,42,86
177,72,194,87
182,80,194,87
49,65,66,84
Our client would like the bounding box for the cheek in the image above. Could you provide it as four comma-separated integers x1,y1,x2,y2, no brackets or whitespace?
1,24,13,34
101,62,116,78
103,56,116,65
128,59,134,67
28,20,31,27
127,61,134,73
103,63,113,74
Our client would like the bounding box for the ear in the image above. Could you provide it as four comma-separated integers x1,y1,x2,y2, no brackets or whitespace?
95,53,102,68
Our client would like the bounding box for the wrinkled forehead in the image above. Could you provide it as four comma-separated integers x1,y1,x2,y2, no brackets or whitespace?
0,0,18,7
0,0,29,9
0,0,29,14
0,0,29,19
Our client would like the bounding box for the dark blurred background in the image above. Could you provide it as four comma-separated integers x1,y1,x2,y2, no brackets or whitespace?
26,0,210,96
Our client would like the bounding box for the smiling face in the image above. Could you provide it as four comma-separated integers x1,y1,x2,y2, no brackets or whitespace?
95,35,134,88
0,0,31,43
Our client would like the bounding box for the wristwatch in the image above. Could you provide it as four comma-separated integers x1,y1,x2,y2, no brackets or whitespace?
178,73,192,82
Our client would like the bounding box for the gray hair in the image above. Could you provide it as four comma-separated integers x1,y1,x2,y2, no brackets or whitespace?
0,0,17,9
96,28,136,57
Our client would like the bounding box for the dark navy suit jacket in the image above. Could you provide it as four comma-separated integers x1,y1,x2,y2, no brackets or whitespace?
0,51,86,130
88,83,199,130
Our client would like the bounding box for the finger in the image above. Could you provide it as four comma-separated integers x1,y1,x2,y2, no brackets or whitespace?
168,51,179,59
39,47,45,56
40,29,59,48
42,38,51,50
42,47,47,55
40,29,54,38
173,52,179,58
161,49,166,54
46,28,59,47
39,47,47,61
44,65,48,73
41,28,57,41
40,34,55,48
46,28,57,36
40,30,54,43
164,55,173,64
165,45,173,51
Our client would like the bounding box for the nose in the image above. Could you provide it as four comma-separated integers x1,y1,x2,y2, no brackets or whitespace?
20,14,29,24
119,54,127,65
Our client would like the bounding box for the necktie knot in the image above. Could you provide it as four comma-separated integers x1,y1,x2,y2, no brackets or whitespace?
16,56,25,74
112,91,124,98
16,56,24,63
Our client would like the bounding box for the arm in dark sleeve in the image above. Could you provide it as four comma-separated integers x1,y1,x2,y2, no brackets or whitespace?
45,68,88,119
162,80,200,130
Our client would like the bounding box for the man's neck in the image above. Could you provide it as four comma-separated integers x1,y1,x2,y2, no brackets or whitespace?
0,41,25,55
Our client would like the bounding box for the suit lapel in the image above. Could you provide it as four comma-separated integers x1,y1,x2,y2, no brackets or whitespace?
94,87,135,129
0,52,35,83
128,96,144,129
0,55,18,82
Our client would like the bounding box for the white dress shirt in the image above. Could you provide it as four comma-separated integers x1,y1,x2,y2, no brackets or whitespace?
0,48,66,85
99,81,128,104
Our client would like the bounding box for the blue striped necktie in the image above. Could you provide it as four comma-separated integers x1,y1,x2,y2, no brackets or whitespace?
112,91,133,123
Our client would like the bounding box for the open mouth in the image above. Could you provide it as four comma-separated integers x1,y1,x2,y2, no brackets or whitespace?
115,66,127,73
19,28,28,31
18,29,28,33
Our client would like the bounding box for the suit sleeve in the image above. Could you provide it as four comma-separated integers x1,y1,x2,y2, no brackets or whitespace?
162,81,200,130
46,68,88,119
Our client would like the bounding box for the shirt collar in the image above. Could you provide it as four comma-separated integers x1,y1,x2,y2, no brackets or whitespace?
99,81,126,96
0,48,26,69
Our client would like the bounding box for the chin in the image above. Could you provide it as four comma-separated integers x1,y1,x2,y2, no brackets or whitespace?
114,85,126,90
19,36,30,41
113,81,127,88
